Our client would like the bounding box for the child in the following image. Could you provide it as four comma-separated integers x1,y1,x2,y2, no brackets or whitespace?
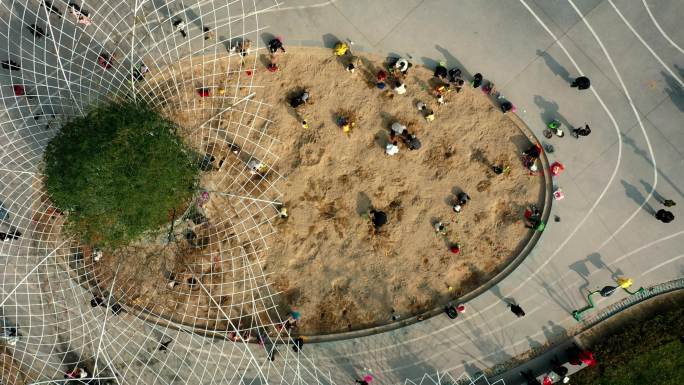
268,37,286,54
434,61,448,79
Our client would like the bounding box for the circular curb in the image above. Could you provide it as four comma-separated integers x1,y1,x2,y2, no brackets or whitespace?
303,86,554,343
61,45,554,344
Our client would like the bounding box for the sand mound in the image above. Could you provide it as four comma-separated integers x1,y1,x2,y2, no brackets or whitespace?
40,47,544,336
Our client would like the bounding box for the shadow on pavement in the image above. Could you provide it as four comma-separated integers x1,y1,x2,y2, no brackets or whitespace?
321,33,342,49
526,335,543,351
639,180,666,205
569,252,624,300
662,69,683,112
531,261,581,314
434,44,472,80
456,316,514,366
533,95,573,132
542,320,568,343
620,133,684,201
387,348,440,384
620,179,655,215
536,49,572,84
489,285,516,307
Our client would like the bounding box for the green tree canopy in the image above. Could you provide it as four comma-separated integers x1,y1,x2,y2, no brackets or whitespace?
43,101,198,248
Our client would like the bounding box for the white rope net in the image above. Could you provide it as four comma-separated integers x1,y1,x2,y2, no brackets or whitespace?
0,0,330,384
0,1,505,385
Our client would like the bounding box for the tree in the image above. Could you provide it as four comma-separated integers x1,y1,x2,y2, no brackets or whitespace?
43,101,199,248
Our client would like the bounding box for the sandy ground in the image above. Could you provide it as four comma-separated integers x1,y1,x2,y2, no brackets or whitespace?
39,48,543,336
255,49,544,333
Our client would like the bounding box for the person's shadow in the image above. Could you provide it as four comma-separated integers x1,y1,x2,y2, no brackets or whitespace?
569,252,624,298
662,69,684,112
536,49,573,84
586,252,623,281
533,95,573,131
526,335,543,351
434,44,472,80
356,192,372,215
542,320,568,343
621,179,655,215
639,180,666,205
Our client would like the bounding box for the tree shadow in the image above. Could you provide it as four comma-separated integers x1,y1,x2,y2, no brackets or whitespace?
662,70,684,112
537,279,576,314
456,319,514,366
536,49,572,83
533,95,573,130
620,179,655,215
528,260,580,313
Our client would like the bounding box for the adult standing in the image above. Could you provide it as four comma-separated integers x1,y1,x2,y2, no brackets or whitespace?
571,124,591,138
571,76,591,90
508,302,526,317
655,209,674,223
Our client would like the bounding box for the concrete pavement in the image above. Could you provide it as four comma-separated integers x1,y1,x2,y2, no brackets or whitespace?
1,0,683,384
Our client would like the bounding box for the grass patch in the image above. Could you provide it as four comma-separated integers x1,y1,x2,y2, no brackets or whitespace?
573,303,684,384
43,101,198,248
592,340,684,385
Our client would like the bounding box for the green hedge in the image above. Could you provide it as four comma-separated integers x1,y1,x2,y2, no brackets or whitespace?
572,303,684,384
43,101,198,248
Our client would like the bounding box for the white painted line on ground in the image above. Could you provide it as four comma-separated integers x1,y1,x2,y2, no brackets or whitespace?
262,0,338,13
641,253,684,276
565,0,658,251
514,0,623,282
311,226,684,367
642,0,684,55
608,0,683,86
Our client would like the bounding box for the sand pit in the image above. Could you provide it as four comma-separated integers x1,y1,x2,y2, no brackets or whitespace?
40,47,544,336
255,49,544,334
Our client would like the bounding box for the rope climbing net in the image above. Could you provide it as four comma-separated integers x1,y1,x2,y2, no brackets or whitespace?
0,1,505,384
0,0,327,384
